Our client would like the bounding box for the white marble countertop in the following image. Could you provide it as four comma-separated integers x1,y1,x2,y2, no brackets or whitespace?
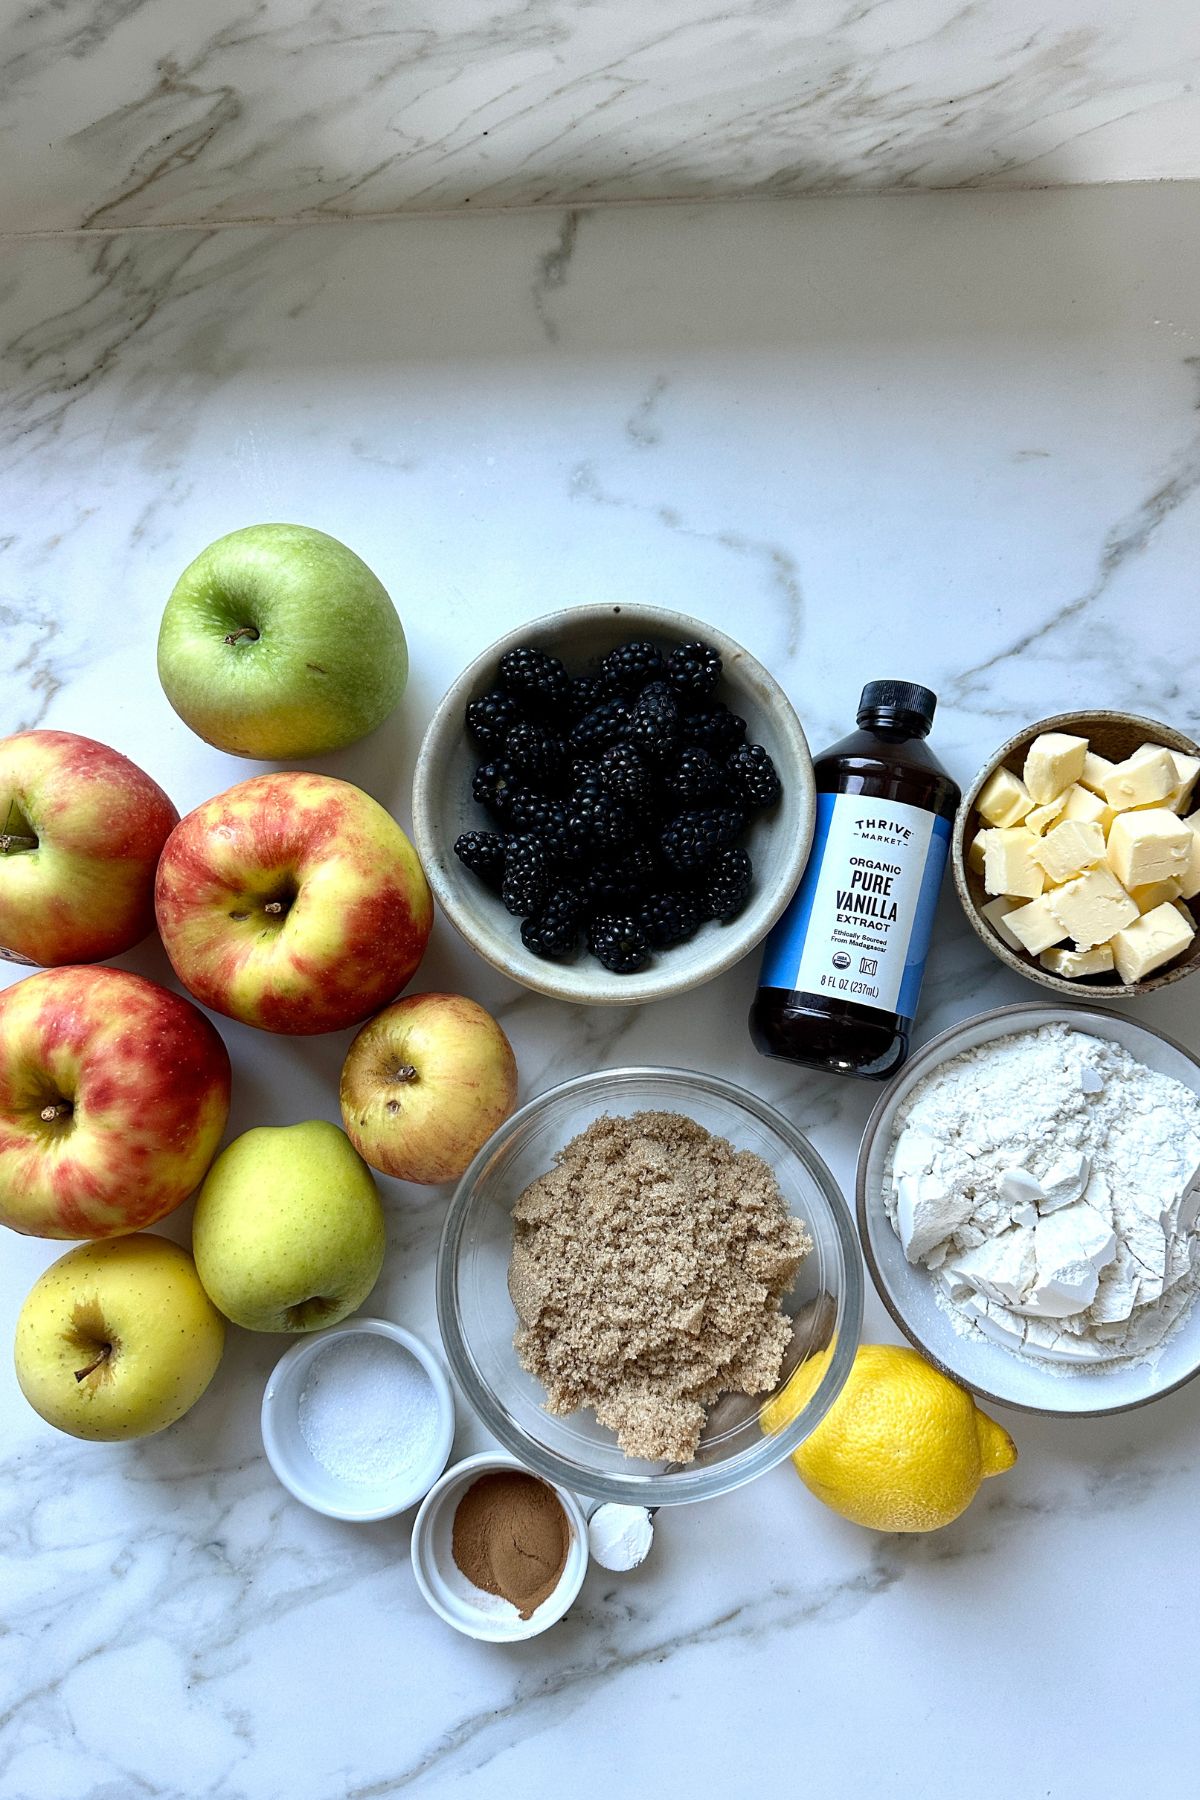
2,186,1199,1799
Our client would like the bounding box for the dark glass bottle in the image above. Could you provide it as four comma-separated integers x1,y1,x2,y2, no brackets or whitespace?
750,680,960,1080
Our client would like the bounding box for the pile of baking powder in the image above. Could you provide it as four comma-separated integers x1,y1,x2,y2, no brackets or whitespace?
884,1024,1200,1367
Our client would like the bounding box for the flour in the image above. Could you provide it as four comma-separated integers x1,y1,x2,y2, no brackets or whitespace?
883,1025,1200,1368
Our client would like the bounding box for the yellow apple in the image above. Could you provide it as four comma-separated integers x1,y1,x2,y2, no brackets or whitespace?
14,1235,225,1441
339,992,518,1184
192,1120,386,1331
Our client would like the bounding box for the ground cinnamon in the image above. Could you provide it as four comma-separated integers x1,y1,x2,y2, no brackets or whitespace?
451,1471,569,1620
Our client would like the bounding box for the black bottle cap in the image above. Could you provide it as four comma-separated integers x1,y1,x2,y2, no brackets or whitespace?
857,679,937,737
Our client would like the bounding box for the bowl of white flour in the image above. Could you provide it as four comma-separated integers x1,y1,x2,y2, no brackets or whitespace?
857,1004,1200,1414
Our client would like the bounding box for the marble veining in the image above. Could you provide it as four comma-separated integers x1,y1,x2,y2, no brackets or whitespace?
3,0,1200,233
1,189,1199,1797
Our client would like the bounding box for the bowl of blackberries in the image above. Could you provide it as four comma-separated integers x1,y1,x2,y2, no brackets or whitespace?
412,604,815,1004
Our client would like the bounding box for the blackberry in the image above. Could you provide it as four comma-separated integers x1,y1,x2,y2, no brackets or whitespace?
600,639,666,692
521,885,583,959
566,787,635,851
568,759,604,799
658,745,723,805
540,800,587,865
465,688,524,751
570,697,630,755
505,719,567,785
640,888,702,948
498,645,570,714
453,830,506,891
506,787,554,835
598,742,650,803
699,847,753,921
681,702,747,759
627,681,680,763
588,913,651,974
660,806,745,872
500,835,549,917
472,758,520,822
725,743,781,810
666,640,722,697
578,845,656,912
564,673,601,721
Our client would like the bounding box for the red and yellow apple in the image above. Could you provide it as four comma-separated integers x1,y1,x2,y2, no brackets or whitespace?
14,1234,225,1440
155,772,433,1035
0,730,178,967
0,966,232,1238
339,992,518,1184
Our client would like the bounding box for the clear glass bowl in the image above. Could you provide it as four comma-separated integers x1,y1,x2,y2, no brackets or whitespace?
436,1066,863,1506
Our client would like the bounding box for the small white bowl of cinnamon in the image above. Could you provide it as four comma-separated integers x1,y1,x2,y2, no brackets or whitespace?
410,1452,589,1641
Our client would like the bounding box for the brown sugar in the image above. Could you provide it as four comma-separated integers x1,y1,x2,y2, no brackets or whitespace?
508,1110,811,1462
451,1471,570,1620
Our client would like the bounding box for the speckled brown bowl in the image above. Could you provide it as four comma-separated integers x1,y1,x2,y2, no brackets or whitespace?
952,709,1200,999
411,603,814,1006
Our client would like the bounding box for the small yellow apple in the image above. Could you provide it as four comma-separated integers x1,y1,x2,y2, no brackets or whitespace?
339,992,518,1184
14,1235,225,1441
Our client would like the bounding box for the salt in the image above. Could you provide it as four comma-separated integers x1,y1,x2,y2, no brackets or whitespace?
298,1334,440,1486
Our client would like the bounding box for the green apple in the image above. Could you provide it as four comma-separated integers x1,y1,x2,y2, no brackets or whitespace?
157,524,408,759
192,1120,386,1331
14,1235,225,1441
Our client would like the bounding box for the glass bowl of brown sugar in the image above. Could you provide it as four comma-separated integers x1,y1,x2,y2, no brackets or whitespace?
436,1066,863,1506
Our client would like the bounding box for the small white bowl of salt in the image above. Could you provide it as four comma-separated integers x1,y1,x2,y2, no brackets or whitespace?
261,1318,455,1521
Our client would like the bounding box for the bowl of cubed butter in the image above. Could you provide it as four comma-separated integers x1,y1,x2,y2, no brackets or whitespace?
952,710,1200,997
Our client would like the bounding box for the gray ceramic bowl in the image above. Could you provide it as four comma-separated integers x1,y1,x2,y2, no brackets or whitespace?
952,709,1200,1000
411,604,814,1005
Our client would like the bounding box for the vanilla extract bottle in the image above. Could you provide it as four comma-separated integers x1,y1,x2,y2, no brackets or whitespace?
749,681,959,1080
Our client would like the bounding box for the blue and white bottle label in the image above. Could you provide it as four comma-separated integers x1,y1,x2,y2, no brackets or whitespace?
760,792,951,1018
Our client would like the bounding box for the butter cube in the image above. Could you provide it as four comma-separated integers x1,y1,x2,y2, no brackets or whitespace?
1126,745,1198,813
1129,877,1184,914
976,766,1033,828
1039,943,1115,979
1033,818,1106,885
1106,808,1192,889
1047,864,1138,948
1102,748,1178,810
1158,748,1200,815
979,894,1023,952
1025,795,1068,836
1005,895,1069,955
967,830,990,875
1110,901,1195,984
983,828,1045,900
1180,813,1200,900
1080,750,1116,796
1060,784,1114,832
1023,733,1089,805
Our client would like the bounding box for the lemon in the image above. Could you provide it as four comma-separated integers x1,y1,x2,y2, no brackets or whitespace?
762,1342,1017,1532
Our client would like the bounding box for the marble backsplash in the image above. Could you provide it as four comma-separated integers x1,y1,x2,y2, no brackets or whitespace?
3,0,1199,235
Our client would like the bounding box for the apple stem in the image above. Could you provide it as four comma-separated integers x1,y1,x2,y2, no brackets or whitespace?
263,900,284,915
393,1064,418,1083
74,1343,112,1382
224,626,260,645
0,833,37,853
40,1101,72,1123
